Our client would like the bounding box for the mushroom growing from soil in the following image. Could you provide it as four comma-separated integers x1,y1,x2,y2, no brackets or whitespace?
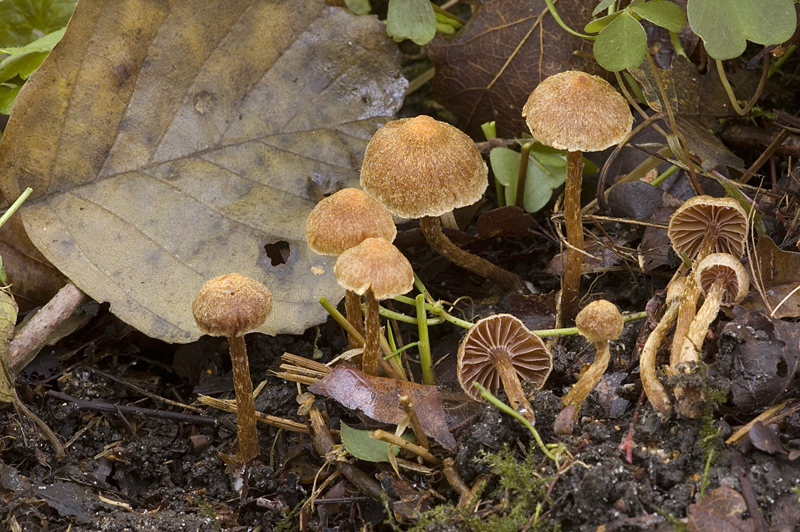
334,237,414,376
306,188,397,346
666,196,748,370
457,314,552,423
192,273,273,464
360,115,521,291
562,299,623,409
522,71,633,322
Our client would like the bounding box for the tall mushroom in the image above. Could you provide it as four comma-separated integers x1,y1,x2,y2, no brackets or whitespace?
457,314,552,423
562,300,623,409
334,238,414,376
192,273,272,464
522,71,633,321
360,115,521,291
306,188,397,346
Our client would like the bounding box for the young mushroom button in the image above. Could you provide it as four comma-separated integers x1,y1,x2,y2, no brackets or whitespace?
192,273,272,464
457,314,553,424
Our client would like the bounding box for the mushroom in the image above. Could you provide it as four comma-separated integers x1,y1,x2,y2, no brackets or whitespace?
639,277,686,419
306,188,397,346
522,71,633,321
457,314,552,423
562,300,623,408
192,273,272,464
666,196,748,370
334,237,414,376
360,115,521,291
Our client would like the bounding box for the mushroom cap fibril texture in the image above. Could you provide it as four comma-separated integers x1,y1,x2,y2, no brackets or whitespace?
192,273,273,337
457,313,553,400
667,195,748,259
333,237,414,300
522,70,633,153
305,188,397,256
575,299,624,344
360,115,488,219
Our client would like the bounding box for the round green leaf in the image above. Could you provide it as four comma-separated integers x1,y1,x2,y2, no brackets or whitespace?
593,11,647,72
385,0,436,45
631,0,687,33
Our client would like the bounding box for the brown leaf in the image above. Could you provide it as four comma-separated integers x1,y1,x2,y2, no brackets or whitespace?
687,487,755,532
308,365,457,450
771,492,800,532
0,0,405,343
476,206,534,239
428,0,603,139
742,236,800,318
747,421,788,456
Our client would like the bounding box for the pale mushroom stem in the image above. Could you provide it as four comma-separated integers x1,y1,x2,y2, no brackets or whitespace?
491,352,535,423
640,302,679,418
419,216,521,291
676,281,725,371
363,290,380,376
562,340,610,408
228,335,260,463
561,150,585,322
344,290,365,349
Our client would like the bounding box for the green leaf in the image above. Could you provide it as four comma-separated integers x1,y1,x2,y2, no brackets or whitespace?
631,0,686,32
489,147,568,213
592,0,617,16
340,422,402,462
0,82,22,114
385,0,436,45
687,0,795,60
593,11,647,72
0,28,67,111
0,0,76,48
343,0,371,15
585,11,623,34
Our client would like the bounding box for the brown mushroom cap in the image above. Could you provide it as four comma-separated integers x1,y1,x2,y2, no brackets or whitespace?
522,71,633,153
192,273,273,337
359,115,488,219
333,237,414,300
457,314,553,401
575,300,624,344
305,188,397,256
694,253,749,305
668,196,748,260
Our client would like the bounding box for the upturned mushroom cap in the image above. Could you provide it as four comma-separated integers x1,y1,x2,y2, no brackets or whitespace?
668,196,748,260
359,115,488,219
457,314,553,401
575,300,624,344
522,71,633,153
305,188,397,256
192,273,273,337
333,237,414,300
694,253,749,305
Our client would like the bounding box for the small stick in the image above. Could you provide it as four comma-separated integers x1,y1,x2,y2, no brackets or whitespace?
399,394,429,451
370,429,439,465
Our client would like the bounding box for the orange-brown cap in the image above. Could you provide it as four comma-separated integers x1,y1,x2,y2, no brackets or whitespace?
192,273,273,337
575,300,624,344
668,196,748,260
522,71,633,153
360,115,488,219
457,314,552,400
694,253,749,305
333,238,414,300
305,188,397,256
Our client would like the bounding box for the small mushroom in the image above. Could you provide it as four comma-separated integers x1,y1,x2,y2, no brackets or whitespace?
334,238,414,375
457,314,552,423
522,71,633,321
562,300,623,409
306,188,397,346
192,273,272,464
360,115,521,291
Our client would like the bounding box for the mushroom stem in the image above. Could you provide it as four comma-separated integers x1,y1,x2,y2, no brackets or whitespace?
562,341,610,408
491,352,536,423
561,150,585,322
676,281,724,372
640,301,679,418
363,290,380,376
668,277,700,374
419,216,521,291
228,335,260,463
344,290,364,349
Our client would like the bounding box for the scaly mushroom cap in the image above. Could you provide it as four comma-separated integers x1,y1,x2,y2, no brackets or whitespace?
522,71,633,153
457,314,553,400
359,115,488,219
192,273,273,337
334,237,414,300
575,300,624,344
668,196,748,260
694,253,749,305
305,188,397,256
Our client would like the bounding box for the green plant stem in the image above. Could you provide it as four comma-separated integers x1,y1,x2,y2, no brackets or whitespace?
769,44,796,78
416,294,435,385
473,382,562,463
715,57,769,116
543,0,594,39
378,305,442,326
651,165,679,187
0,187,32,230
515,142,534,209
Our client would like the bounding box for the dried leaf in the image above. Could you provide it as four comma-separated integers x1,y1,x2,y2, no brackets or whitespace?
308,365,456,450
747,421,789,456
476,206,535,239
0,0,405,342
746,236,800,318
687,487,755,532
428,0,603,139
0,286,18,403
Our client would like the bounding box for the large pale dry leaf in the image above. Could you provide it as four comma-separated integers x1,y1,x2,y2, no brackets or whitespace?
0,0,406,342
